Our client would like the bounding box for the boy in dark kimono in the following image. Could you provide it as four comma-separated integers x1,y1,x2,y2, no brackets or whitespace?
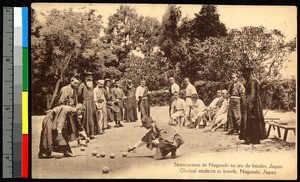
38,104,88,158
124,80,138,122
104,78,114,129
112,81,125,127
239,67,267,144
127,116,184,160
57,76,79,107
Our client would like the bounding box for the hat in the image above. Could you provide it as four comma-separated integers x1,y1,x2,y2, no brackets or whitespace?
98,79,105,85
104,78,111,82
142,116,155,124
76,103,86,111
84,71,93,76
127,79,133,84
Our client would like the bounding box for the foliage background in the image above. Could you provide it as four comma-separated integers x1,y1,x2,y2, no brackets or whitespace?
31,5,296,115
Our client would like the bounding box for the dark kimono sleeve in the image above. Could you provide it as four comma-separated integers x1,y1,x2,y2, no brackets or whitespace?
238,82,246,96
120,89,125,98
158,128,168,142
249,79,259,109
73,113,84,132
77,83,84,104
111,88,116,100
66,112,84,141
57,87,68,106
141,130,158,150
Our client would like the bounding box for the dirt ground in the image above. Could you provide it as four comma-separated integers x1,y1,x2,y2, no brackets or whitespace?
31,106,296,179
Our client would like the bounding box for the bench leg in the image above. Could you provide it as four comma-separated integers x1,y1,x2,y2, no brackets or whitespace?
283,129,289,142
267,124,272,137
277,127,281,138
293,129,296,135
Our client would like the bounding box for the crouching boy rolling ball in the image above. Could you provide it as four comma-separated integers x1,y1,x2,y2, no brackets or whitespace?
127,116,184,160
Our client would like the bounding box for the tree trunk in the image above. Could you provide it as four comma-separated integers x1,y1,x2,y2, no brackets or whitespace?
46,94,51,109
47,52,74,109
48,78,63,109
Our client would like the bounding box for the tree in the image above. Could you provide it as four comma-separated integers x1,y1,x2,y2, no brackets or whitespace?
31,8,47,114
104,5,139,64
31,9,42,37
122,53,169,91
159,5,183,72
31,8,103,110
189,26,296,82
176,5,227,82
133,16,161,57
180,5,227,43
228,26,296,82
104,5,161,73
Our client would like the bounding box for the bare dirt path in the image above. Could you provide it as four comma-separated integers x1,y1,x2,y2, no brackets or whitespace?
32,106,296,179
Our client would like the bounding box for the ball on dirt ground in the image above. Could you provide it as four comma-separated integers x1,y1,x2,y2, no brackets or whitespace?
102,166,110,174
92,150,98,156
100,151,106,157
110,153,115,159
122,152,128,157
96,153,100,158
80,146,85,151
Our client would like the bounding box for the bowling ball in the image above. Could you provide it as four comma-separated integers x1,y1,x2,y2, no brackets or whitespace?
102,166,110,174
100,151,106,157
110,153,115,159
92,150,98,156
122,152,128,157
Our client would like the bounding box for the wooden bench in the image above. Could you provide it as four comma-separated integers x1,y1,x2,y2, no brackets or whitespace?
265,118,296,142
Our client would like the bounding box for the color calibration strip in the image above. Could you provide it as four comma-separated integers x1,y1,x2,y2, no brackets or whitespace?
2,7,28,178
14,7,23,178
14,7,28,178
21,7,29,178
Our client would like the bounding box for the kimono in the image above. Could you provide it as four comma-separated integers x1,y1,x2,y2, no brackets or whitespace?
93,86,107,132
112,87,125,121
136,86,150,123
38,106,84,157
141,122,184,160
57,84,77,107
77,82,99,136
104,86,115,122
124,87,138,122
239,77,267,143
227,81,245,131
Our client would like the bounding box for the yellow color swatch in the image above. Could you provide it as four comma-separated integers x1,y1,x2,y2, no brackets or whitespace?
22,91,28,134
